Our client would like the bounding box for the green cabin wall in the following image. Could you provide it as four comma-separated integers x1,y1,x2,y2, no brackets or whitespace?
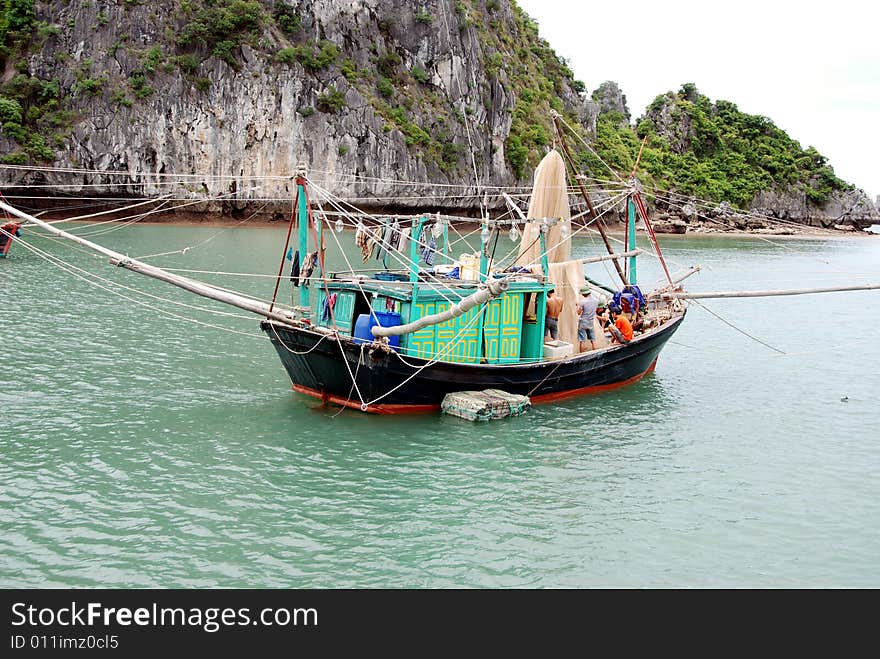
520,291,547,360
314,281,551,364
316,290,355,330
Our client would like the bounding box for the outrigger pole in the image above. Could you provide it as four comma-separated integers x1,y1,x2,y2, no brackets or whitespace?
663,283,880,299
0,200,301,326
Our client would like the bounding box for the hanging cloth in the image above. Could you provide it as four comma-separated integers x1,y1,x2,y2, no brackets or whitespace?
421,237,437,266
321,292,337,321
390,220,402,250
376,221,393,263
397,227,410,256
358,225,376,262
289,249,301,286
383,220,401,268
300,250,317,285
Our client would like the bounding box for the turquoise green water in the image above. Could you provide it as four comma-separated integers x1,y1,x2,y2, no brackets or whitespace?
2,223,879,587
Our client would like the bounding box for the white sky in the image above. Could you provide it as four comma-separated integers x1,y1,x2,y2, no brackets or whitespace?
514,0,879,201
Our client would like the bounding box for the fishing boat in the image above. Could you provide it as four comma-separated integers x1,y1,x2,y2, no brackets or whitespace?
257,119,689,413
0,220,22,258
3,121,876,415
0,116,693,414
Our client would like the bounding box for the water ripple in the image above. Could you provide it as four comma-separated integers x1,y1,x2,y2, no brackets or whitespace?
2,229,879,586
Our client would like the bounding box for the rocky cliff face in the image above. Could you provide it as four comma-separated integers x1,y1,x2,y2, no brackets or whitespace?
0,0,876,225
1,0,597,214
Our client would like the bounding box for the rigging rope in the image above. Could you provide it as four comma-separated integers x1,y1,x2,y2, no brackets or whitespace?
10,235,262,336
691,299,785,354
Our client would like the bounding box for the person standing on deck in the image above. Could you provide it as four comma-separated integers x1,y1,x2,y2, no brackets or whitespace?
545,289,564,340
576,289,599,352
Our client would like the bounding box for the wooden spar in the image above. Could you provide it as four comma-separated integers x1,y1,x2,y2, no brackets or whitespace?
582,248,642,264
550,113,628,286
629,136,648,179
0,199,301,326
662,283,880,299
632,191,674,287
519,247,642,268
657,264,703,288
371,279,510,338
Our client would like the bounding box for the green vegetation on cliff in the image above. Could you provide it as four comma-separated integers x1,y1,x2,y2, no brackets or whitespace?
0,1,854,209
587,84,850,207
0,0,58,163
466,0,588,178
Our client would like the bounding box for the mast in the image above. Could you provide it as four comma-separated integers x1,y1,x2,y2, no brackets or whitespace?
0,200,300,326
550,112,628,286
626,195,638,285
296,172,311,310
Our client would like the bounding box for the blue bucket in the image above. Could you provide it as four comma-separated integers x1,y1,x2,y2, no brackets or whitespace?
353,311,402,350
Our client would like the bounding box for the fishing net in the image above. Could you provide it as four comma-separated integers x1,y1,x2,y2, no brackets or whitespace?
515,149,572,268
441,389,531,421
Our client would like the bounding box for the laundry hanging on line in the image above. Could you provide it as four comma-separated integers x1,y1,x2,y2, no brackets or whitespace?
289,249,301,286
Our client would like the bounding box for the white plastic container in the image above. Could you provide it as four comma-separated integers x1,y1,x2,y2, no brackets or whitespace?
543,340,574,359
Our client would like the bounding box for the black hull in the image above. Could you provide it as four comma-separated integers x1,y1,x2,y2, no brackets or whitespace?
260,312,685,413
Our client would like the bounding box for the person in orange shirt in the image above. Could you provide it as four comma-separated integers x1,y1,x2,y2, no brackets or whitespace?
609,306,633,345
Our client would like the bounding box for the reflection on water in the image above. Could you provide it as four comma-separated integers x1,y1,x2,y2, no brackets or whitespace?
1,225,879,587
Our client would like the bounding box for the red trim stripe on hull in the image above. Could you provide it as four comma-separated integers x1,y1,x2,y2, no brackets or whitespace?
530,358,658,404
292,385,440,415
291,357,659,415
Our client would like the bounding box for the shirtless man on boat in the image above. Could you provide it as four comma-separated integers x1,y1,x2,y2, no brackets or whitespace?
545,289,564,340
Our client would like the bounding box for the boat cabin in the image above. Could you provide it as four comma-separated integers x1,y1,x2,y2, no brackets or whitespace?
313,276,552,364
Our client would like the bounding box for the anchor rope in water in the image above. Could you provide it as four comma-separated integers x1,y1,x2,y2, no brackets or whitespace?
330,344,367,418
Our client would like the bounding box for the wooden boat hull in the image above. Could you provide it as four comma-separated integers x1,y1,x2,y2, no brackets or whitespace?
260,311,685,413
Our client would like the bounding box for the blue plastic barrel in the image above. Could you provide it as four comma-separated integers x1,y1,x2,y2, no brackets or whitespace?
353,314,374,345
353,311,402,350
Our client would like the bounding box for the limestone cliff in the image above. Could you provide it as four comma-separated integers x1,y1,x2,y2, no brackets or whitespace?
0,0,876,226
0,0,596,214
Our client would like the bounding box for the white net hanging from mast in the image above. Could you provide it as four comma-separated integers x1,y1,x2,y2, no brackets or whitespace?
514,149,572,267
